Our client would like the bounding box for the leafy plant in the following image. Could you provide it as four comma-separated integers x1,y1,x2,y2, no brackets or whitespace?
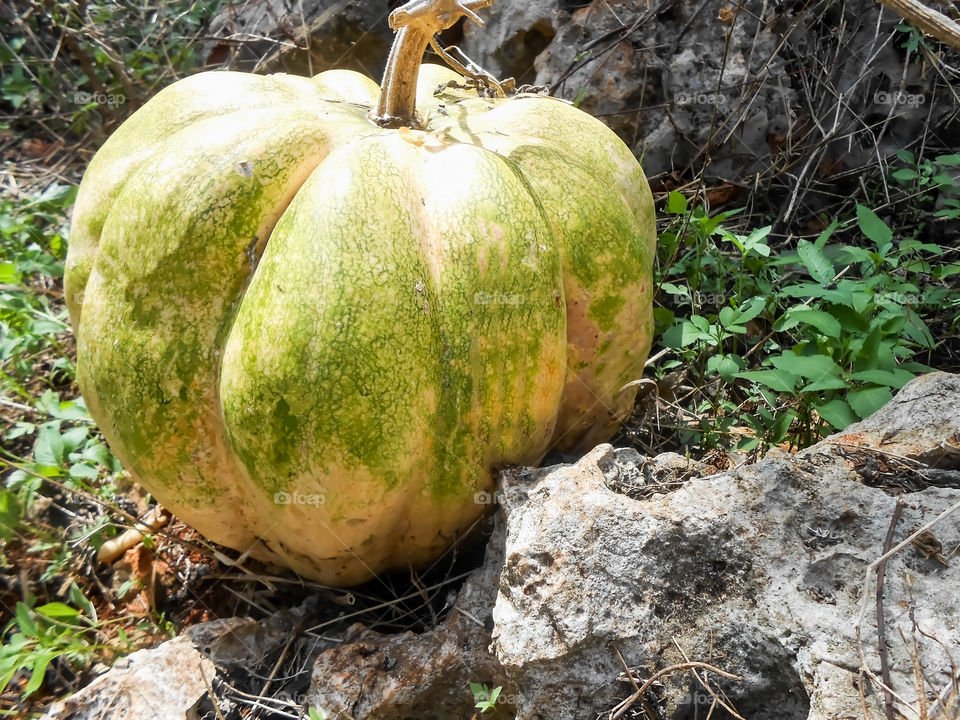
470,683,503,714
0,584,117,700
654,187,954,452
2,0,224,139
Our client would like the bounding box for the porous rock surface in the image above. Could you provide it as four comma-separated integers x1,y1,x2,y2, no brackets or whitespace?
41,635,215,720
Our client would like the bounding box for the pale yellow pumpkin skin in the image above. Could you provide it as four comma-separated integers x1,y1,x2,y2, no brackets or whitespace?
67,64,655,585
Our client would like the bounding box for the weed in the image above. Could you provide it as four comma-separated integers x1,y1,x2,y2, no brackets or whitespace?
653,184,957,452
471,683,503,714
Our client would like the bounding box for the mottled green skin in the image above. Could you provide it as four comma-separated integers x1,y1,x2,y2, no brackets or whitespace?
68,64,655,584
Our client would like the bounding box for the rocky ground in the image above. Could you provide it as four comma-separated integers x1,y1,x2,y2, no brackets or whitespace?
43,372,960,720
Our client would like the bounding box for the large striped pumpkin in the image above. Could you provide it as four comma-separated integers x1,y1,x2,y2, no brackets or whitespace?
66,0,655,584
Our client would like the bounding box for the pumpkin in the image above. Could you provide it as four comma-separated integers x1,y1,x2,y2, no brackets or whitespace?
66,0,656,585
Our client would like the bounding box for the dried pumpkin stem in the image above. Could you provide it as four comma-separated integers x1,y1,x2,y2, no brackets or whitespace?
372,0,494,128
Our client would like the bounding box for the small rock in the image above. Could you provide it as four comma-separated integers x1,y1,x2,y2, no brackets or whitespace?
41,636,214,720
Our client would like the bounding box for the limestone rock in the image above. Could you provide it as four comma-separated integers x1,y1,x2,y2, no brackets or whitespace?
492,373,960,719
41,636,215,720
206,0,392,77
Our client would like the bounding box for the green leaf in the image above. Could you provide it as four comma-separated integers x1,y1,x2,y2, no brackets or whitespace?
848,368,914,388
847,385,893,418
68,583,97,621
901,308,935,349
736,369,798,393
14,602,37,637
769,409,798,444
856,204,893,250
666,191,688,214
34,422,65,467
796,239,834,282
802,376,849,392
35,602,80,619
0,489,20,542
660,282,688,299
68,463,99,481
309,708,325,720
707,354,743,381
813,219,838,250
0,262,20,285
815,399,857,429
786,308,841,338
24,652,58,696
768,352,843,381
890,168,918,182
61,426,90,454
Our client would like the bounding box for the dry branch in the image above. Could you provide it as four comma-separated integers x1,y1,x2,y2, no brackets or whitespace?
878,0,960,48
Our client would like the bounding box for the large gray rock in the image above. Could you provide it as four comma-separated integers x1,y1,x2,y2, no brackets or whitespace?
206,0,392,77
492,372,960,719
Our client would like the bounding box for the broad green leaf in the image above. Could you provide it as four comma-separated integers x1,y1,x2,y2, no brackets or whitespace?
895,149,915,164
735,296,766,323
849,368,915,388
0,262,20,285
666,191,687,214
769,352,843,380
690,315,711,333
61,426,91,454
890,168,918,182
813,219,838,250
68,463,99,481
24,651,58,696
36,602,80,619
707,354,742,381
815,399,858,429
796,238,834,282
770,409,798,443
660,282,688,298
847,385,892,418
787,308,841,338
856,204,893,249
901,308,935,349
736,369,798,393
801,376,849,392
14,602,37,637
34,422,64,467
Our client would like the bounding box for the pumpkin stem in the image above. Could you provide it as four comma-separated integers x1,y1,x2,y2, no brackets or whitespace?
372,0,494,128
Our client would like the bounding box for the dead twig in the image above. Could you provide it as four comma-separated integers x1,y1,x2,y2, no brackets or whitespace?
876,496,906,720
608,660,741,719
877,0,960,49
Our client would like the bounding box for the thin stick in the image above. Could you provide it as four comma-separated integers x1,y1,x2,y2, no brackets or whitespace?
609,662,741,719
877,497,905,720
